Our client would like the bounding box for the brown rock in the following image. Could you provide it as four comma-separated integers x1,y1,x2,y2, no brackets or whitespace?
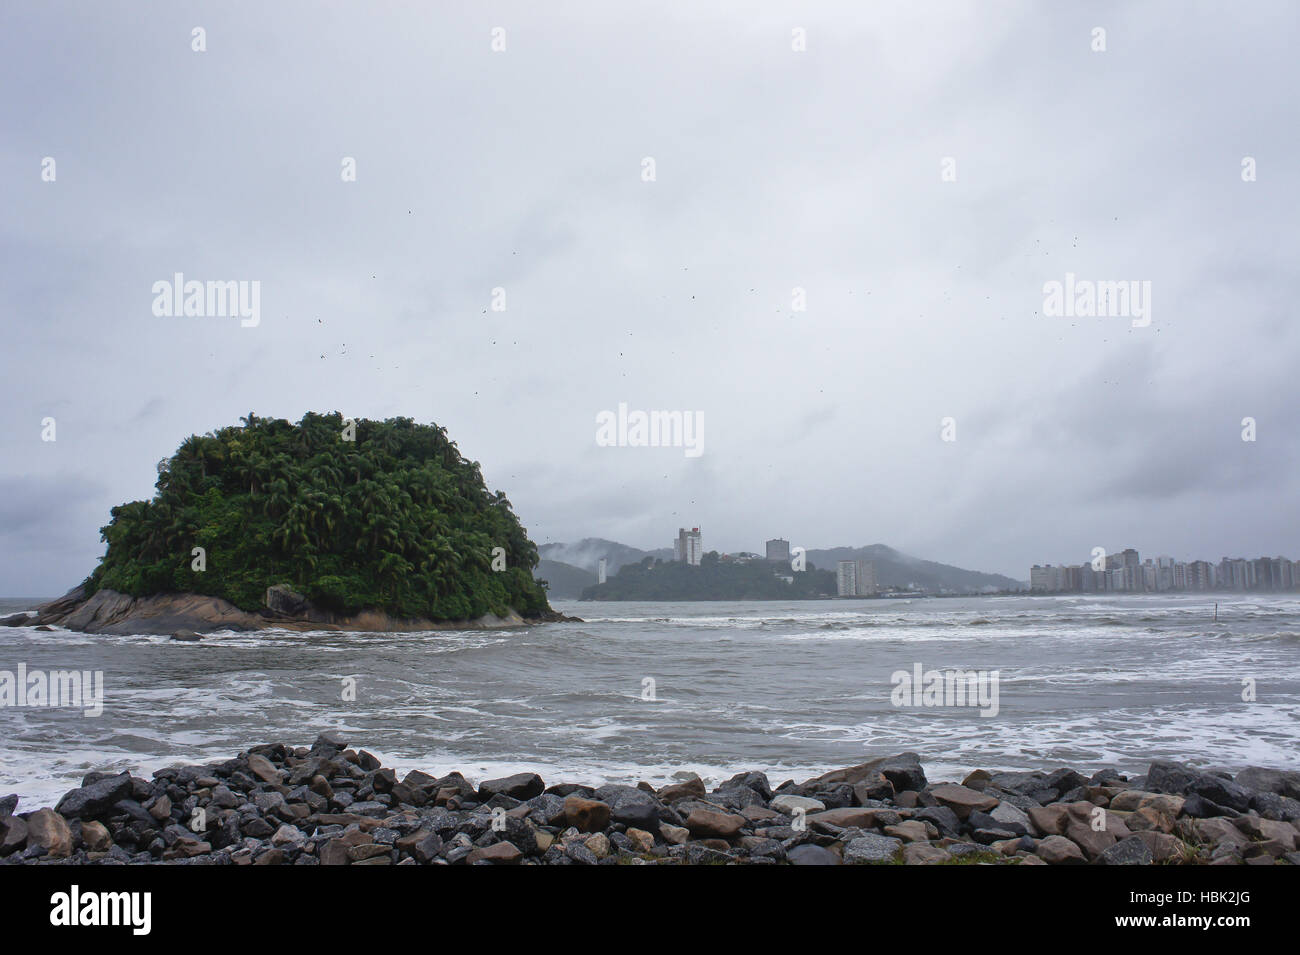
27,809,72,858
1235,816,1297,851
626,827,655,852
1109,790,1185,815
247,753,282,785
467,841,522,864
657,777,706,803
1128,806,1175,833
660,824,689,845
148,794,172,822
563,795,611,833
1027,804,1069,836
884,820,930,843
806,807,880,830
685,807,746,840
320,839,352,865
81,820,112,852
1066,819,1117,861
902,843,952,864
990,837,1025,856
1036,834,1087,865
1193,817,1250,849
929,784,998,820
584,832,611,858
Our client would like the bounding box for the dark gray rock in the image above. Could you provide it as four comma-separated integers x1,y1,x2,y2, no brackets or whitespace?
478,772,544,801
1097,835,1154,866
914,805,962,838
264,585,311,616
1147,760,1252,812
593,784,663,829
720,771,773,801
1236,767,1300,801
785,843,839,865
54,772,133,819
1251,791,1300,822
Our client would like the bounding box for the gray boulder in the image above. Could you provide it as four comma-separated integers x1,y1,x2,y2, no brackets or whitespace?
593,784,664,829
54,771,134,819
1147,760,1252,812
844,832,903,863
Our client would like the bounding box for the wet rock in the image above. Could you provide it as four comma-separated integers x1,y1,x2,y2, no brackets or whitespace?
914,806,962,838
54,772,133,819
478,773,544,801
246,754,282,786
1146,760,1252,812
1235,767,1300,801
593,784,662,830
802,752,927,794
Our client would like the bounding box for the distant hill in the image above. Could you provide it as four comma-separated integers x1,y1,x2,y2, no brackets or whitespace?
807,544,1022,593
534,559,596,599
539,538,1021,597
537,539,672,576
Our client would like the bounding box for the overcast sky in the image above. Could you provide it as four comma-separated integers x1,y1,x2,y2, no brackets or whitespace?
2,1,1298,594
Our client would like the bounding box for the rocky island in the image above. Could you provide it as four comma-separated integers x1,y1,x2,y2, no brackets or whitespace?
20,412,572,635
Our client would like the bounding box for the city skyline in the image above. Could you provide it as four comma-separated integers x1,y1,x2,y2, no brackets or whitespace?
1031,548,1299,593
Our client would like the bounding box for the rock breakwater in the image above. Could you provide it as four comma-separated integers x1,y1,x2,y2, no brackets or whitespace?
2,737,1297,865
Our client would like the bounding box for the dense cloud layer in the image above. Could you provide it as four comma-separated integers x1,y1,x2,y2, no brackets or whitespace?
2,2,1297,593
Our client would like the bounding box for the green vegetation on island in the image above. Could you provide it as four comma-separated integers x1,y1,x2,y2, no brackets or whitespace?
86,412,551,621
581,552,836,600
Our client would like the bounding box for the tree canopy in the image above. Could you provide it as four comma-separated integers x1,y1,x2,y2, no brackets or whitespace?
86,412,551,621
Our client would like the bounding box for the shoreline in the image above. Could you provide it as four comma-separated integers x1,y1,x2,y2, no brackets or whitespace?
5,587,579,637
2,736,1296,865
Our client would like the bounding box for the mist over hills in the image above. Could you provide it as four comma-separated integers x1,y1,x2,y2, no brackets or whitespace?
535,538,1023,598
805,544,1022,593
538,539,673,576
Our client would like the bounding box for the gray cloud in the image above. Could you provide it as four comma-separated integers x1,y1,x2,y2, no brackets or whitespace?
2,1,1298,592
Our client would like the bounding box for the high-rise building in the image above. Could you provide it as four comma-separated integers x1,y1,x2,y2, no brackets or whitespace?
855,560,877,595
765,538,791,564
1030,565,1051,592
836,560,857,596
597,558,607,585
674,527,702,566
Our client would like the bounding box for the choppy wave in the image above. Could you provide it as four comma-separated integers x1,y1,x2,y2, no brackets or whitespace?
2,593,1299,808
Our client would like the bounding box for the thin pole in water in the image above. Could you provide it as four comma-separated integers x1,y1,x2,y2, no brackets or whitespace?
1214,602,1218,623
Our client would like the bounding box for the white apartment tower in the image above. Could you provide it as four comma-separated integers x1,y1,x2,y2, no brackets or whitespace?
674,527,702,566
